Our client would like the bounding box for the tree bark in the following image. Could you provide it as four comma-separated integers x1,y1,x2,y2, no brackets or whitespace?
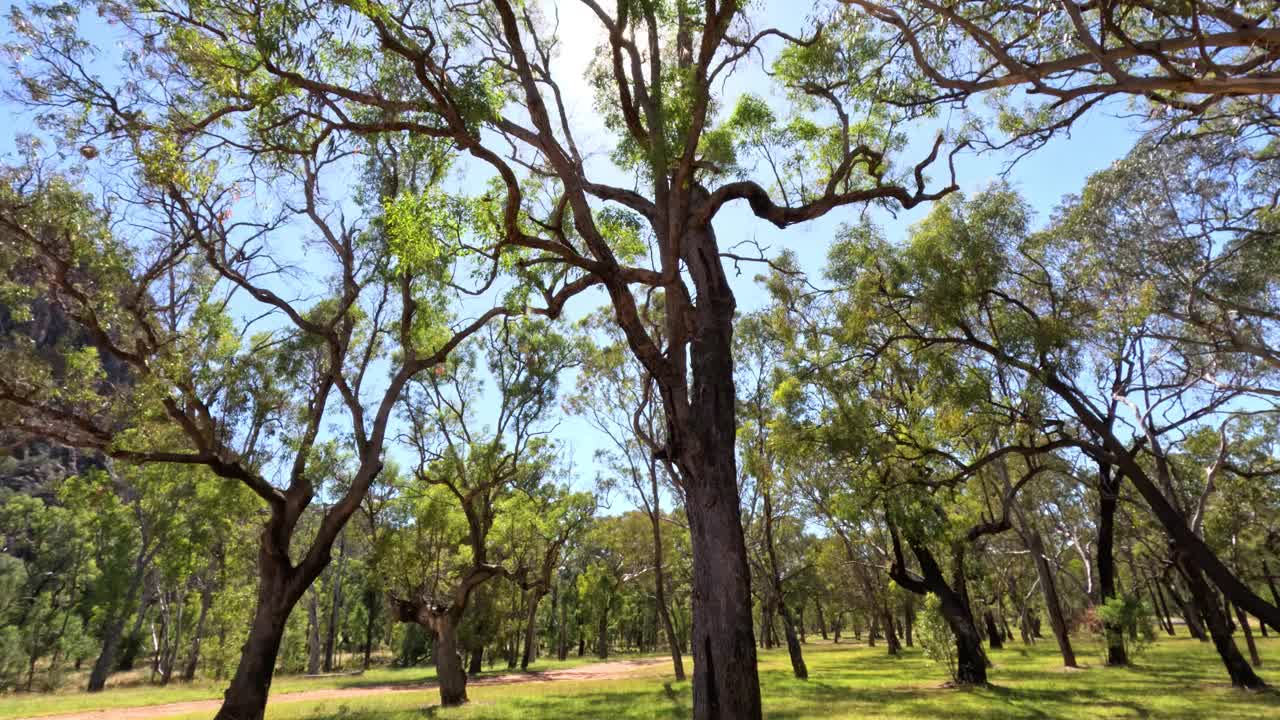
306,593,321,675
814,597,828,640
1177,553,1266,688
661,219,761,720
1233,604,1262,668
596,602,610,659
779,601,809,678
1166,576,1209,640
87,555,148,691
984,610,1003,650
903,595,914,647
182,576,214,682
762,489,806,677
213,560,298,720
648,463,685,681
1026,530,1077,667
434,616,468,706
322,536,346,673
889,533,987,685
520,588,542,670
1097,463,1128,665
881,605,901,656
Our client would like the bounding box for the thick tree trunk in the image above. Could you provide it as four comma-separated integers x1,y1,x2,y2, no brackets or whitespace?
434,617,468,706
664,220,761,720
212,565,296,720
881,606,901,656
1097,463,1128,665
1027,530,1077,667
890,536,987,685
1177,554,1266,688
468,647,484,676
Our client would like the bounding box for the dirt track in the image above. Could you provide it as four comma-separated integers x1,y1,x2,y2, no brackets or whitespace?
28,659,666,720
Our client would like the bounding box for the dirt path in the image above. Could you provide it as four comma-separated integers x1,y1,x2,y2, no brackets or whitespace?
27,659,667,720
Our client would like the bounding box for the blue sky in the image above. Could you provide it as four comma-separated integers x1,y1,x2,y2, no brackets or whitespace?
0,0,1147,510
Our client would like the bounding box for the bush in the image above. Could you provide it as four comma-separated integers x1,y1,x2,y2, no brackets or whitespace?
917,595,958,683
1094,595,1156,660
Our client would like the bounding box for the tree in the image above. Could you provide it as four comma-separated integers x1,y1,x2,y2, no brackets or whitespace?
571,309,687,680
845,0,1280,144
384,320,577,706
836,180,1276,687
0,99,555,720
3,2,968,714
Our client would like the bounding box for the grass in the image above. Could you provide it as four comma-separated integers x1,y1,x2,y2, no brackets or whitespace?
6,636,1279,719
0,652,627,720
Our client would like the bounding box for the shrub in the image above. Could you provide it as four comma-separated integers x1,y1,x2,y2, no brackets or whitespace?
918,595,958,683
1095,595,1156,660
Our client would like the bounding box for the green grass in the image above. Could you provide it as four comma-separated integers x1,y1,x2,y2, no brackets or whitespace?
7,637,1279,719
0,653,628,720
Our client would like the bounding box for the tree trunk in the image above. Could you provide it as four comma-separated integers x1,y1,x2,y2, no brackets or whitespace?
306,593,322,675
520,588,542,670
1146,575,1175,635
664,219,761,720
362,586,378,669
212,567,297,720
1097,463,1128,665
881,606,901,656
1167,578,1209,640
432,616,468,706
182,578,214,682
648,480,686,681
904,595,915,647
87,557,148,691
1262,558,1280,632
323,536,346,673
1233,604,1262,668
1177,554,1266,688
596,605,609,659
1027,530,1077,667
814,597,828,640
557,581,569,661
779,601,808,678
468,646,483,676
1102,442,1280,631
984,610,1003,650
890,536,987,685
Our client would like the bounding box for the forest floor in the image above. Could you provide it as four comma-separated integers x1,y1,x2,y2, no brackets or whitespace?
6,635,1280,719
7,655,670,717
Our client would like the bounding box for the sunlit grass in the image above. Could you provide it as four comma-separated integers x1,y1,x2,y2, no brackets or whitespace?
6,637,1278,719
0,652,635,719
250,636,1280,720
